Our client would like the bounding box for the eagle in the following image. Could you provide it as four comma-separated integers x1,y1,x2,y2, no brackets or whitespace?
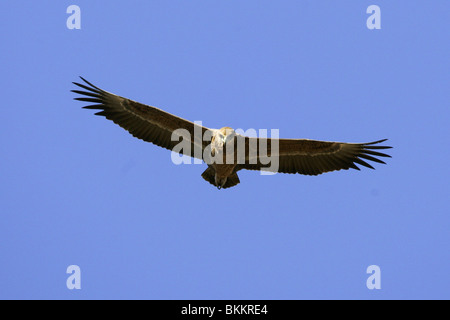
72,77,392,189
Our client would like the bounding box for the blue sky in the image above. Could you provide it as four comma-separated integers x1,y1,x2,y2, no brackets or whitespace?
1,1,449,300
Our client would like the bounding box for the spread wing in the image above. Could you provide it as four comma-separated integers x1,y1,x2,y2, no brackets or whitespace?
72,77,212,159
239,137,392,175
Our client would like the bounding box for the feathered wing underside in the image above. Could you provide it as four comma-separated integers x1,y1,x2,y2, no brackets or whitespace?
240,137,392,175
72,77,211,159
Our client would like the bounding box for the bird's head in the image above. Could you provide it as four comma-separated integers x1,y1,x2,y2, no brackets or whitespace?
211,127,236,155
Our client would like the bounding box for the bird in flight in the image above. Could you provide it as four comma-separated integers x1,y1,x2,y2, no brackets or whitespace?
72,77,392,189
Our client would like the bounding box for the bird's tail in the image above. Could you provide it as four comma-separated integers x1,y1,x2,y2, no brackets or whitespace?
223,173,240,189
201,167,216,186
201,167,240,189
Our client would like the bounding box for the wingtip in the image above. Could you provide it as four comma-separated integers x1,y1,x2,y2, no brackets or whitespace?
79,76,90,85
72,77,104,94
364,139,393,151
365,139,388,145
380,139,393,149
77,76,100,89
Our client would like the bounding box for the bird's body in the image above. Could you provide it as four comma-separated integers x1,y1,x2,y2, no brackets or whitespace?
72,77,392,189
208,127,240,188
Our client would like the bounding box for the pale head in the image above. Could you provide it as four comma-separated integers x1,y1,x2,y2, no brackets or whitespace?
211,127,236,155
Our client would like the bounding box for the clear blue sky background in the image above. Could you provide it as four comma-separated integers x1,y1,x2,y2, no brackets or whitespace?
1,1,448,300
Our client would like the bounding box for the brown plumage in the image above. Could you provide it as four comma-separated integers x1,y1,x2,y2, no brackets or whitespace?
72,77,392,189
